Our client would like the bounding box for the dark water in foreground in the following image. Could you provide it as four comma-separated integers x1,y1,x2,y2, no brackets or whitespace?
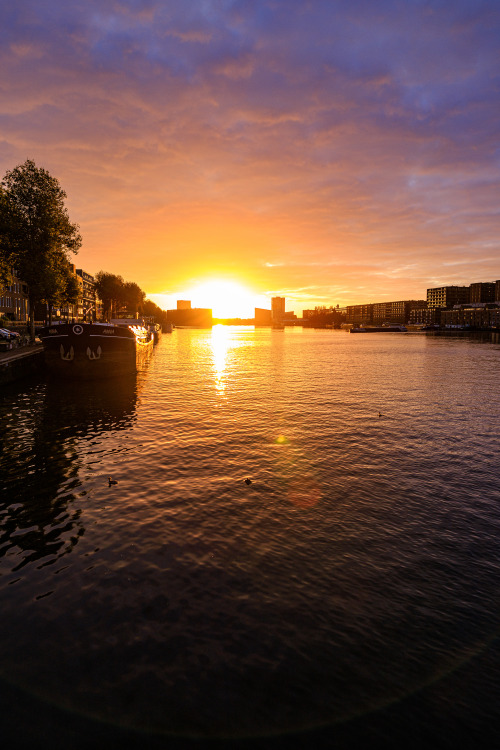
1,328,499,749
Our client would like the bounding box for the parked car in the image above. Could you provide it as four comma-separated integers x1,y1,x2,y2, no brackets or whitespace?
0,328,20,340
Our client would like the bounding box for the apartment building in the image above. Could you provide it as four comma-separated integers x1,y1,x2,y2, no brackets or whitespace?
427,286,470,309
441,303,500,329
0,273,29,322
372,300,427,324
346,304,374,324
469,282,496,304
76,268,96,321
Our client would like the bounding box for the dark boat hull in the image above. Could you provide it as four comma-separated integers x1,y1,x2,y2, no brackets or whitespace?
350,325,407,333
39,323,153,378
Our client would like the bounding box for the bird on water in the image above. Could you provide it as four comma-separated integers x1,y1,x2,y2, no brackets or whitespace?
244,478,252,485
108,477,118,486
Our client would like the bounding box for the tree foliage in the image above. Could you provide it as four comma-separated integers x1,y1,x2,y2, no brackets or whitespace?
0,186,20,289
143,298,168,327
123,281,146,315
41,258,81,324
94,271,125,321
95,271,167,324
95,273,150,320
0,159,82,337
303,306,346,329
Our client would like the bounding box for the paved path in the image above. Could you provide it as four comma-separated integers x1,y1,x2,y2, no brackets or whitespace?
0,342,43,364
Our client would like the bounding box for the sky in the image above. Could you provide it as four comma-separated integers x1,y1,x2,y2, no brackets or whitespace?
1,0,499,317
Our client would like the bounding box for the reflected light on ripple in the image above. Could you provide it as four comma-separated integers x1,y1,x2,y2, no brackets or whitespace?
273,433,322,508
210,324,232,394
1,329,500,742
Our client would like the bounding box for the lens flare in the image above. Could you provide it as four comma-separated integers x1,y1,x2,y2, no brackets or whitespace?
272,434,322,507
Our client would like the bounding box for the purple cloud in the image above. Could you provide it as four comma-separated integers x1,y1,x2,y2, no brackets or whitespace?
1,1,499,309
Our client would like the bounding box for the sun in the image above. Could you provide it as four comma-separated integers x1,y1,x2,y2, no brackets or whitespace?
187,279,267,319
147,279,270,319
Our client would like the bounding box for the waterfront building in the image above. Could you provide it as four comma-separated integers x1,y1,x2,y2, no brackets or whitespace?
496,280,500,302
408,306,440,326
469,282,496,304
76,268,96,321
372,300,427,324
427,286,469,309
271,296,285,322
53,265,95,322
255,308,272,326
441,303,500,329
0,271,29,322
346,304,374,325
167,306,212,327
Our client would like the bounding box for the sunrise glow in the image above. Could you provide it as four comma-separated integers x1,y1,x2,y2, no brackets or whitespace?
150,279,270,319
1,2,499,313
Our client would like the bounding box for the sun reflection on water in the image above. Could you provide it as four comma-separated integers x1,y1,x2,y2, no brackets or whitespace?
210,324,232,394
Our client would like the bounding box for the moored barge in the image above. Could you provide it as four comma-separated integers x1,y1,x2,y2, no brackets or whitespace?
39,322,153,377
350,324,407,333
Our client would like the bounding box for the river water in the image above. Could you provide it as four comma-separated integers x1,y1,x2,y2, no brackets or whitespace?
1,327,499,748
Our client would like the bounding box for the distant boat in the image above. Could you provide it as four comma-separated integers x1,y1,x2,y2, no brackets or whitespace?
350,324,407,333
39,322,153,377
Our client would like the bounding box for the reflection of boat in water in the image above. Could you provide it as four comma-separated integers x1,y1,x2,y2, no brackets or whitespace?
148,322,162,344
39,322,153,377
44,373,139,434
0,373,139,573
350,324,407,333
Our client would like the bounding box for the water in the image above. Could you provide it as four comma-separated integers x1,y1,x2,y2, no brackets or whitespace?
1,328,500,748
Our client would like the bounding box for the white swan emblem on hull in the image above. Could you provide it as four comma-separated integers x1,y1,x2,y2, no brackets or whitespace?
60,345,74,361
86,346,102,360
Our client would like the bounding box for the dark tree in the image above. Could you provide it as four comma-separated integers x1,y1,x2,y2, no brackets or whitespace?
143,298,168,328
94,271,124,321
123,281,146,316
42,259,80,324
1,160,82,338
0,186,20,290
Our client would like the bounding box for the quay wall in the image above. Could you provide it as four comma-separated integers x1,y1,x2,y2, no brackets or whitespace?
0,347,45,387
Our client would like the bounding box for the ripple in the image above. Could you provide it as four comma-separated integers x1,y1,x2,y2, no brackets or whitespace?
0,330,499,738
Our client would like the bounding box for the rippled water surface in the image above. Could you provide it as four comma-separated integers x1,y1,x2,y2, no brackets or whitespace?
1,328,500,744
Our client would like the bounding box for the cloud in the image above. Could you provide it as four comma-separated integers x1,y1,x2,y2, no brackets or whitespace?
1,1,499,311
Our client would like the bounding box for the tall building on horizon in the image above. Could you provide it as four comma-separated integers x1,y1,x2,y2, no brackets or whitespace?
469,282,496,304
271,296,285,321
427,286,469,309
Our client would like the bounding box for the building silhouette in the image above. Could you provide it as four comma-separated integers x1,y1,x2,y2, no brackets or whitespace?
255,308,272,326
427,286,469,309
271,296,285,322
0,272,29,321
469,282,496,304
167,301,212,327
